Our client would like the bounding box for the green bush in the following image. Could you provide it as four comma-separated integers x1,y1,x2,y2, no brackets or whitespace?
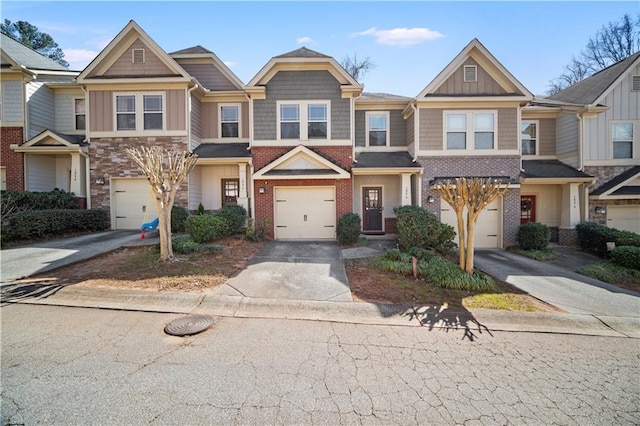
217,205,247,235
3,209,108,242
337,213,361,245
517,222,549,250
393,205,455,251
576,222,640,257
185,214,229,243
171,235,221,254
406,246,436,261
1,189,80,211
171,205,189,233
611,246,640,270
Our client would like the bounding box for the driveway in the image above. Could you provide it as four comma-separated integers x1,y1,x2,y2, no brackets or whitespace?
217,241,352,302
474,248,640,317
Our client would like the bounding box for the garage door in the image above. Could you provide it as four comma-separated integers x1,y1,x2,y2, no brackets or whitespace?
441,199,500,248
274,187,336,239
607,206,640,234
112,178,158,230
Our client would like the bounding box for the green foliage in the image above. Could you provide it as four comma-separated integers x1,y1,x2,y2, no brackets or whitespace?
171,205,189,233
2,209,108,243
517,222,550,250
1,19,68,67
337,213,361,245
197,203,205,215
611,246,640,270
577,261,640,285
218,205,247,235
393,205,455,251
406,247,437,261
245,218,269,242
171,235,221,254
508,246,558,261
1,190,79,217
185,214,230,243
576,222,640,257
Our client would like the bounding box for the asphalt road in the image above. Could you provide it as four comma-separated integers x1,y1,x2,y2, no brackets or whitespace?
2,304,638,425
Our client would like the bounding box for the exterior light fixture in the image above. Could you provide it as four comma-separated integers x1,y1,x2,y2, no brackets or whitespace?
595,206,606,214
258,187,265,194
427,195,435,203
96,177,106,185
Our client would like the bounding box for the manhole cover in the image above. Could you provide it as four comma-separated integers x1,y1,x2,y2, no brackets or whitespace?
164,315,214,336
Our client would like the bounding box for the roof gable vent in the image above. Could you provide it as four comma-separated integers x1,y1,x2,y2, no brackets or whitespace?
132,49,145,64
632,75,640,92
464,65,477,82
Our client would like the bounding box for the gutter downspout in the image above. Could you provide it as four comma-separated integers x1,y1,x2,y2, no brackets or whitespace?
410,101,418,162
187,82,199,212
80,85,91,209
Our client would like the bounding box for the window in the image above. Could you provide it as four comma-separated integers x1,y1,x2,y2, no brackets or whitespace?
464,65,477,82
521,121,538,155
613,122,633,159
132,49,145,63
445,111,496,150
366,112,389,146
222,179,239,206
115,93,164,132
74,98,86,131
278,101,330,140
220,105,239,138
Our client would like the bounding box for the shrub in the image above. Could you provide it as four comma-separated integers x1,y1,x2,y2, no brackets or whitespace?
517,222,549,250
337,213,361,245
576,222,640,257
406,246,436,261
3,209,108,243
171,205,189,233
171,235,221,254
1,189,80,212
393,205,455,251
217,205,247,235
185,214,230,243
245,218,269,242
197,203,205,215
610,246,640,270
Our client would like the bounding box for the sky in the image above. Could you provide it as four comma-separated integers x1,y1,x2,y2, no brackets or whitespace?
3,1,638,96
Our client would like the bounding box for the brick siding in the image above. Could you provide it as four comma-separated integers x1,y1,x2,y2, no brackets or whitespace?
1,127,25,190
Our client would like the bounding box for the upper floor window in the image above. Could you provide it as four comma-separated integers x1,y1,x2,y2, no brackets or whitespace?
74,98,86,131
115,93,164,131
612,122,633,159
521,120,538,155
220,105,239,138
366,111,389,146
445,111,496,150
278,101,330,140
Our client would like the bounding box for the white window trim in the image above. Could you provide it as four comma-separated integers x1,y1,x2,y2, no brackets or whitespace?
610,120,637,160
74,97,86,131
521,119,539,156
132,49,145,64
219,103,241,139
443,110,498,151
276,100,331,141
365,111,390,147
464,65,477,83
113,92,166,133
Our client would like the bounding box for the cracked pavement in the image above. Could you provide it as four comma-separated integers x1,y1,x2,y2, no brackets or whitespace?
2,304,638,425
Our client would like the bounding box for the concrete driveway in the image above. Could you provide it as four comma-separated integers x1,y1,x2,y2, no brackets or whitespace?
217,241,352,302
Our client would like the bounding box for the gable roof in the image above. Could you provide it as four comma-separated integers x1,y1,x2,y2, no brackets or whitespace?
1,33,70,72
253,145,350,180
169,45,213,55
275,46,331,59
170,45,244,90
416,38,533,100
548,52,640,106
590,166,640,198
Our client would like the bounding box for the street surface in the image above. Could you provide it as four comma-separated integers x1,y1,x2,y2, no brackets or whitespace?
2,304,638,425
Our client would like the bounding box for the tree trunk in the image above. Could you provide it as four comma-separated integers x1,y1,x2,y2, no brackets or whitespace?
465,211,477,274
456,209,466,270
155,191,175,262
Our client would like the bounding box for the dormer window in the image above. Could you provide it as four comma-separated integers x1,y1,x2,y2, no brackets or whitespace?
632,75,640,92
464,65,477,82
132,49,145,64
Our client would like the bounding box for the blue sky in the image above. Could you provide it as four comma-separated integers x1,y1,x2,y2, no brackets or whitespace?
3,1,638,96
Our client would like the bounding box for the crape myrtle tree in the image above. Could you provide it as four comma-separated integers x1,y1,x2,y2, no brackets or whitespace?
125,146,198,262
433,177,509,274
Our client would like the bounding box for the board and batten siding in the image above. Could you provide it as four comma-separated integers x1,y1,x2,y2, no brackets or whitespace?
537,118,556,156
418,107,518,151
201,101,249,139
165,89,186,131
25,154,57,191
555,112,579,168
433,57,508,96
188,166,202,211
190,95,202,143
253,70,350,141
354,109,407,147
2,80,24,123
583,63,640,161
104,38,173,77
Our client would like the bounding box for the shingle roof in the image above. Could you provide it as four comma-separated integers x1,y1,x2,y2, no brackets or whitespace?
51,130,87,146
359,92,412,102
590,166,640,195
353,152,421,168
1,33,69,71
547,51,640,105
193,143,250,158
275,46,330,59
169,45,213,55
522,160,593,179
429,176,517,186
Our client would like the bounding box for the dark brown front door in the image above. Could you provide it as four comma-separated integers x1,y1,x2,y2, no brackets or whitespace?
363,187,383,233
520,195,536,224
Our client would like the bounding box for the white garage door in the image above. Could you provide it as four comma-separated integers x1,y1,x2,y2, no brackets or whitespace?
607,206,640,234
112,178,158,230
441,199,500,248
274,187,336,239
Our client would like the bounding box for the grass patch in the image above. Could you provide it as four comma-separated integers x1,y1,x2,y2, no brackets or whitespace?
508,246,558,261
577,261,640,292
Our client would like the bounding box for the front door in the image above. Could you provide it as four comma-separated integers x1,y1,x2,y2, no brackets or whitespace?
520,195,536,224
363,187,383,233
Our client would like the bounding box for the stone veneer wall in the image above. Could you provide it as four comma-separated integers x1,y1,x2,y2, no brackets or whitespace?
584,165,640,225
1,127,25,190
89,136,190,219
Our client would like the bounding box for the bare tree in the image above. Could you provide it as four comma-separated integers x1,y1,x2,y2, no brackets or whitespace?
340,53,375,82
548,13,640,95
125,147,198,262
433,178,509,274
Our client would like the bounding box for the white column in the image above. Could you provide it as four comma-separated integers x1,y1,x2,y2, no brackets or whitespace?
560,182,581,228
69,153,84,197
237,163,249,211
401,173,411,206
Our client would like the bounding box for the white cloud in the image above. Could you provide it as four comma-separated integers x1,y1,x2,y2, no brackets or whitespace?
296,36,314,45
224,61,236,68
352,27,444,46
63,48,100,71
